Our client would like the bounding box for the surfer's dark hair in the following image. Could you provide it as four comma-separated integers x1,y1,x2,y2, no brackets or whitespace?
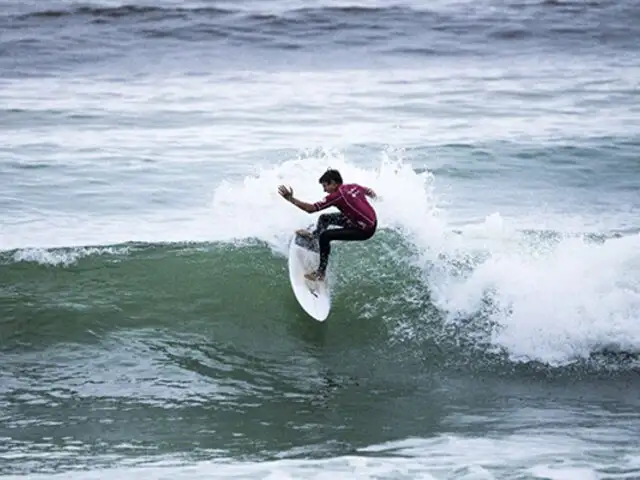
319,169,343,185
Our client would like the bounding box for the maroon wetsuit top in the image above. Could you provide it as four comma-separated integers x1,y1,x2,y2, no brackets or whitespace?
312,183,377,231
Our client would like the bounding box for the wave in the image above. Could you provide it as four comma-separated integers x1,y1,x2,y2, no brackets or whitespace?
14,4,234,21
2,151,640,371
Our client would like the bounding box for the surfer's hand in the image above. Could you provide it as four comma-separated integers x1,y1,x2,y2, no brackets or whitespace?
278,185,293,201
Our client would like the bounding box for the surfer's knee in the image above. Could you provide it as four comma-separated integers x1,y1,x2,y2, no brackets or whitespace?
317,213,332,226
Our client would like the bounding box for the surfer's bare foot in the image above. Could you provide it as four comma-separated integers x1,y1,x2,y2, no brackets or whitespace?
304,271,325,282
296,229,313,239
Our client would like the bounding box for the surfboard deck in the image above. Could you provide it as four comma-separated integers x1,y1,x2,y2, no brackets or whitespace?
287,231,331,321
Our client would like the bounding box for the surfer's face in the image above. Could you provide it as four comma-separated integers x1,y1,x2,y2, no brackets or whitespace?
321,181,339,194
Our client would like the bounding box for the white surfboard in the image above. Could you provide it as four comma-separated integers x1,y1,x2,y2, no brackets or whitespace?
287,232,331,321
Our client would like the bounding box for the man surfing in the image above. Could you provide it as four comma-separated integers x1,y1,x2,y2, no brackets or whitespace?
278,169,378,282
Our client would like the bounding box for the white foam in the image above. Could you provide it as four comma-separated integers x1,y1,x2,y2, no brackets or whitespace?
207,148,443,254
9,246,130,267
420,213,640,366
1,434,629,480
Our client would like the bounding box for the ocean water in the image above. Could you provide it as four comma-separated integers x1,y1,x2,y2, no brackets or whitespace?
2,0,640,478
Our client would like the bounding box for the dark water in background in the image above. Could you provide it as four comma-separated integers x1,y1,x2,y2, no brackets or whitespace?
2,0,640,478
3,0,640,75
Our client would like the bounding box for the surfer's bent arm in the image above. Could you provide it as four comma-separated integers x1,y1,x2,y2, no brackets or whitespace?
364,187,377,199
288,197,316,213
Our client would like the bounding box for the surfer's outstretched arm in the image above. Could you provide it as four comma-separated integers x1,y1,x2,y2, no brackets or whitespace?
278,185,316,213
288,197,316,213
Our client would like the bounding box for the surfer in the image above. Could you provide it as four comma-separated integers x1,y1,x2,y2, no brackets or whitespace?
278,169,378,281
